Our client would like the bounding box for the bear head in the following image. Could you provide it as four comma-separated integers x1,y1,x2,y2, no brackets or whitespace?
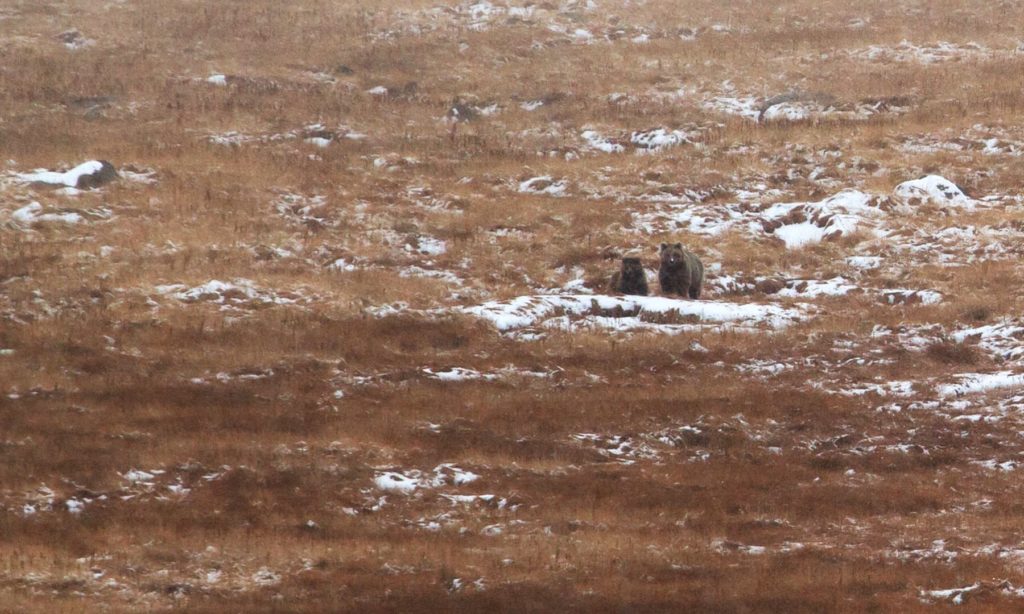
659,242,685,267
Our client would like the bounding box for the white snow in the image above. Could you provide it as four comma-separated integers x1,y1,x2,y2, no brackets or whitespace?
736,360,790,376
952,320,1024,362
442,494,496,505
880,289,943,305
574,433,659,461
893,175,974,209
975,459,1018,472
581,130,624,153
373,464,479,493
424,366,551,382
467,1,497,18
846,256,882,270
630,128,691,151
773,222,826,249
122,469,158,483
578,127,691,153
702,96,761,121
16,160,109,188
398,266,463,286
305,137,332,148
852,40,993,64
155,279,307,307
921,580,1024,604
517,176,567,196
374,472,420,493
462,294,811,332
634,181,945,242
208,131,253,146
762,189,887,249
838,380,915,397
206,74,228,86
119,168,157,184
711,539,769,555
157,280,259,302
327,258,357,272
476,103,500,116
443,464,479,485
406,236,447,255
10,202,83,226
920,583,981,605
937,372,1024,397
59,30,95,50
761,102,813,122
424,367,492,382
777,277,859,298
251,568,281,586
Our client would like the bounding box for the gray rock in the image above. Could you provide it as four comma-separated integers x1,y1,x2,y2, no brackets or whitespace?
76,160,118,189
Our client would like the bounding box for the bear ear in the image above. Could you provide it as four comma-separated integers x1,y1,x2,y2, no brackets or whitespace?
674,242,682,249
659,242,667,251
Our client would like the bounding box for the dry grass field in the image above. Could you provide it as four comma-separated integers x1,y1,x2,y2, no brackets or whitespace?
5,0,1024,610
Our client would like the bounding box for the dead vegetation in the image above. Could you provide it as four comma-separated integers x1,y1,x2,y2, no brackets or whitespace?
4,0,1024,611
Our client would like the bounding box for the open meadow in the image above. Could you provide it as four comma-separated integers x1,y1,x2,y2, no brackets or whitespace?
5,0,1024,610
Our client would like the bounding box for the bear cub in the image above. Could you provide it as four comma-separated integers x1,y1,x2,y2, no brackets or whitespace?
608,256,649,296
658,242,704,299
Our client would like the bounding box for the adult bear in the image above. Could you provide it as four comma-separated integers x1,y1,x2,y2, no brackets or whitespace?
658,242,704,299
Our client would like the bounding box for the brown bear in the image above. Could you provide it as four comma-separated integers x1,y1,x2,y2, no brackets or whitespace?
608,256,649,296
659,242,704,299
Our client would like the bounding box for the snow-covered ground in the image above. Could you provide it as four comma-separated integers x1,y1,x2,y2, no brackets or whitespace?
16,160,109,187
463,294,812,333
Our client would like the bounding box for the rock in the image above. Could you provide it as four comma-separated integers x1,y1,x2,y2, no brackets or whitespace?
56,30,82,45
446,95,482,122
75,160,118,189
755,278,786,295
56,29,90,48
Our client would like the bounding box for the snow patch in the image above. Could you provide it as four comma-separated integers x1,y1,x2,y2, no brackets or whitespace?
16,160,114,188
846,256,882,270
893,175,974,209
937,372,1024,397
580,130,624,154
463,294,811,332
373,464,480,493
762,189,888,249
155,279,311,308
777,277,859,298
702,96,761,121
518,176,567,196
952,320,1024,362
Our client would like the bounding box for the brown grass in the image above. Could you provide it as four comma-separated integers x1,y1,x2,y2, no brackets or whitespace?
4,0,1024,611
